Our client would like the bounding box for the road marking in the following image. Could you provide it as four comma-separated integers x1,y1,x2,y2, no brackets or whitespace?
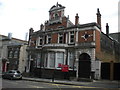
5,80,19,85
28,85,44,88
72,85,98,88
50,83,99,88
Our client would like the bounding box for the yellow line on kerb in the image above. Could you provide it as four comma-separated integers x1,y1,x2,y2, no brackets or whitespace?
72,85,98,88
51,83,98,88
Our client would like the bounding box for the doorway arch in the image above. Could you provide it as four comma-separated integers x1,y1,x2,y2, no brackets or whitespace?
78,53,91,78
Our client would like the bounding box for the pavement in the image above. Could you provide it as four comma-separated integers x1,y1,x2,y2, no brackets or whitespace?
22,76,120,88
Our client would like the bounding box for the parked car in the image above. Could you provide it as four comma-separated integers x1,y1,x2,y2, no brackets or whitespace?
2,70,22,80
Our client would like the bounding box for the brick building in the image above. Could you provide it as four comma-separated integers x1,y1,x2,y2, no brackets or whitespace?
27,3,120,80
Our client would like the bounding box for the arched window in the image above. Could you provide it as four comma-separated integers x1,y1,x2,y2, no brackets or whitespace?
55,13,59,19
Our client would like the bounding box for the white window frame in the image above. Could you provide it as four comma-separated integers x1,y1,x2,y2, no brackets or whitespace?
36,53,41,68
69,31,75,44
44,53,48,68
47,35,51,44
55,52,64,68
58,33,63,44
44,52,64,69
68,51,75,69
39,37,43,46
37,37,43,46
47,52,55,68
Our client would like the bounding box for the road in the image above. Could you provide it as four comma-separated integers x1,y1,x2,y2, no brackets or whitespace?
2,79,120,90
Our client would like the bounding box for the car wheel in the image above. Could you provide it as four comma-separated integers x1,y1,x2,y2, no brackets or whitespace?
19,77,22,80
10,76,13,80
2,76,5,79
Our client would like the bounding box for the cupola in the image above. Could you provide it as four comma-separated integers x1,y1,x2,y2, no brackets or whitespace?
49,2,65,24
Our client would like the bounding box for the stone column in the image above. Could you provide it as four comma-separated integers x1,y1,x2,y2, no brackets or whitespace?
75,50,79,79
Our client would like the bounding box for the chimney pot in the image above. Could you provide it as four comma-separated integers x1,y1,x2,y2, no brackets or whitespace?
75,13,79,25
106,23,109,35
96,8,101,29
29,28,34,35
40,24,44,30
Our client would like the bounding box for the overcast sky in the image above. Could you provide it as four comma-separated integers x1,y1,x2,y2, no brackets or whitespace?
0,0,119,40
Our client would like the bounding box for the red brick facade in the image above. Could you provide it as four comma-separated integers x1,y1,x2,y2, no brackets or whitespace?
52,33,58,43
95,30,101,53
78,30,93,43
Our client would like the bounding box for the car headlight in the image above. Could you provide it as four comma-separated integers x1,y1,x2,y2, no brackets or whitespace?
13,75,16,77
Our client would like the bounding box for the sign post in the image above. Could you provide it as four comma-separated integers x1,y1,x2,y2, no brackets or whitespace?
61,65,69,80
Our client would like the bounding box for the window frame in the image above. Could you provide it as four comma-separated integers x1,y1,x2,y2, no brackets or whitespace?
69,31,75,44
38,36,43,46
44,52,64,69
9,51,13,58
47,35,51,44
58,33,63,44
14,50,18,58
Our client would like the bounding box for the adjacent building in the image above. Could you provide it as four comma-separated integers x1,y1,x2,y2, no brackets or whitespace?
26,3,120,80
0,34,28,73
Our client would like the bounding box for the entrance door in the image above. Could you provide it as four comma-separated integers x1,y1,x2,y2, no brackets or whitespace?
78,53,91,78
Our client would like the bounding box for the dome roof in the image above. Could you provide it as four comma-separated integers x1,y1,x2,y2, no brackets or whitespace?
49,2,65,12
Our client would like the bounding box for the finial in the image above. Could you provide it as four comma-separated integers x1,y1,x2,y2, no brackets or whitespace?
106,23,108,26
67,15,69,19
56,2,58,7
76,13,78,16
97,8,100,13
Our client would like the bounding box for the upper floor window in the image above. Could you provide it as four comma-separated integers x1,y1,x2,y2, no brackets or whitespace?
47,35,51,44
54,13,59,19
38,37,43,46
58,33,63,43
69,31,74,43
9,51,13,58
14,51,18,58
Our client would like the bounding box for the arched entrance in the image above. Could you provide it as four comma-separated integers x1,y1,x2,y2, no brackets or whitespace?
78,53,91,78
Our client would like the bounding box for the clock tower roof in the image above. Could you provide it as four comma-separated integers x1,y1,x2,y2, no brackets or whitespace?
49,2,65,12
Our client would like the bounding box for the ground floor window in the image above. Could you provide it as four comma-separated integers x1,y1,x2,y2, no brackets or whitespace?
36,53,41,68
44,52,64,68
68,51,75,69
56,52,64,68
48,52,55,68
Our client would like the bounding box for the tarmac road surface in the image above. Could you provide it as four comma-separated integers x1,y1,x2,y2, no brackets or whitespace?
2,78,120,90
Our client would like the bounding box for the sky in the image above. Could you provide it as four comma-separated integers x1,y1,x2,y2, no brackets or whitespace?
0,0,119,40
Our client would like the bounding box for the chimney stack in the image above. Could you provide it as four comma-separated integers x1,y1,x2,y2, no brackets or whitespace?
29,28,34,35
96,8,101,28
75,13,79,25
106,23,109,35
8,33,12,40
40,24,44,30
